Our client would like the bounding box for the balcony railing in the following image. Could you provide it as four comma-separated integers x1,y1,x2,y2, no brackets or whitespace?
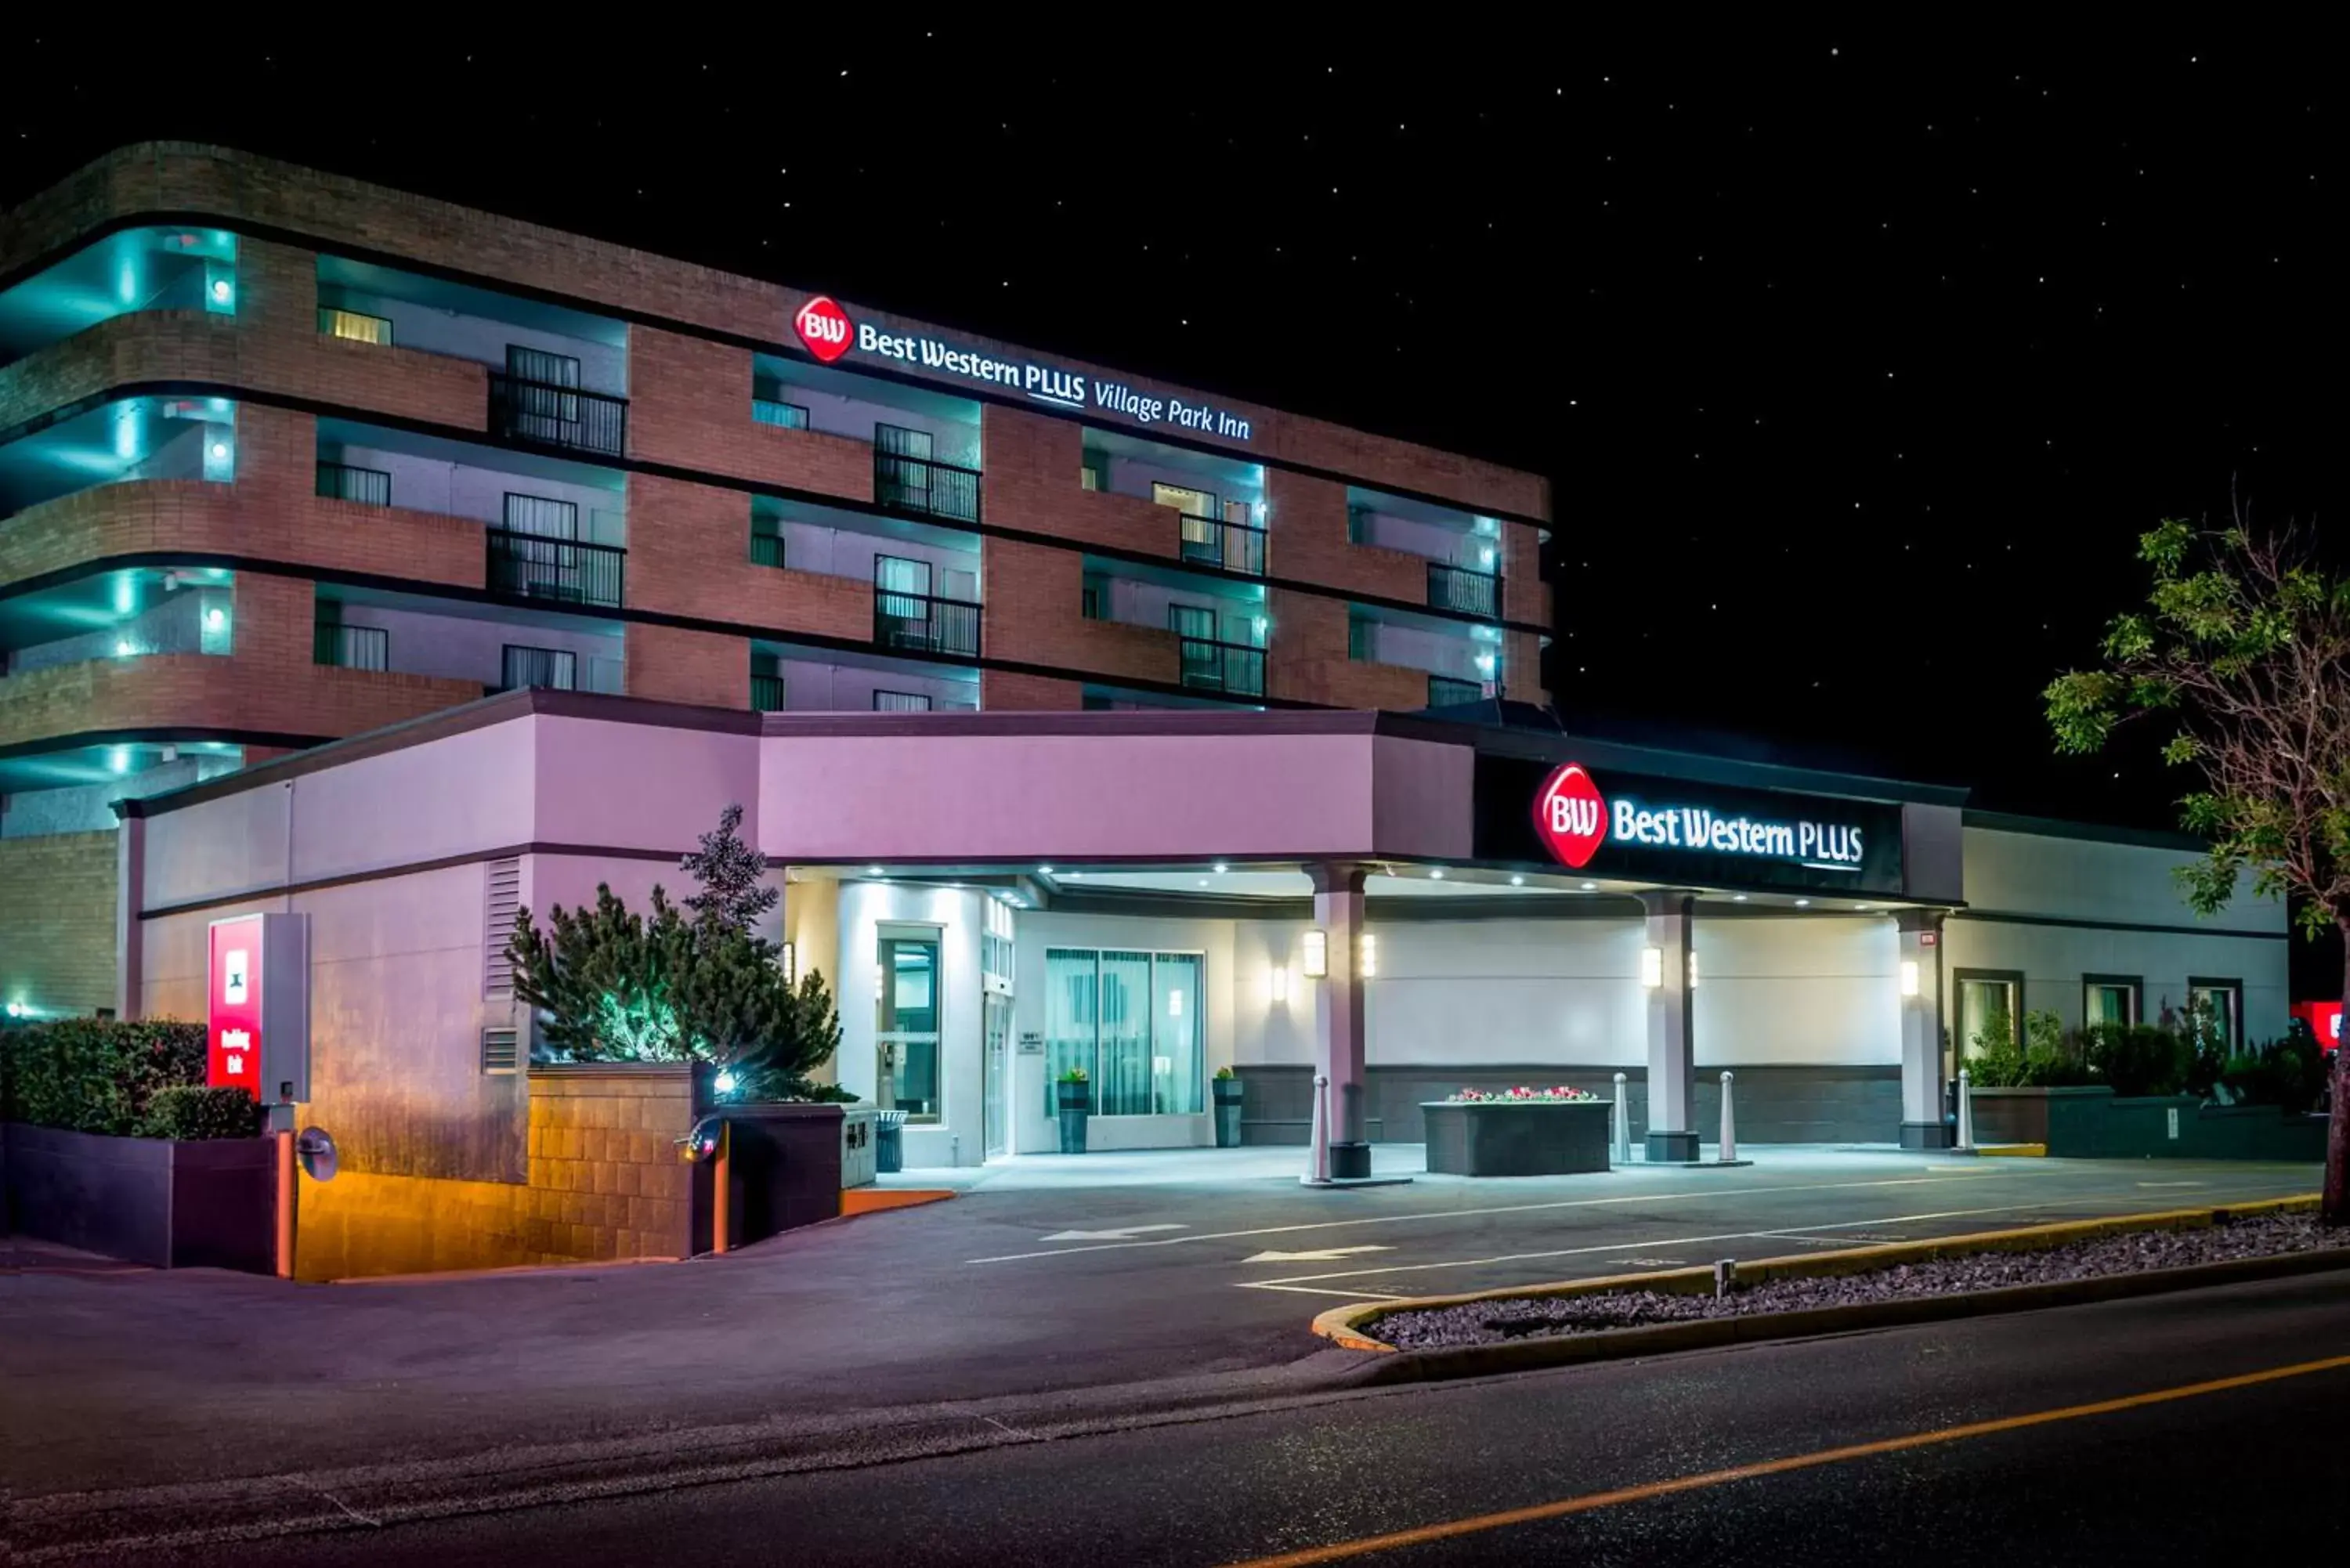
874,587,982,658
1427,562,1502,619
1177,513,1267,576
316,460,392,507
1179,638,1266,698
1428,674,1487,707
752,398,811,430
489,373,627,459
874,450,982,526
486,528,625,609
750,531,786,569
750,673,786,712
313,623,389,671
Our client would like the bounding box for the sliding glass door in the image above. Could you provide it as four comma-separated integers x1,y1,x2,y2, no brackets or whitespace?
1044,947,1204,1117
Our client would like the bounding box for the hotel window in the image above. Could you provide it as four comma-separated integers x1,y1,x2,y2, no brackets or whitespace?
1347,504,1372,544
318,305,394,345
982,898,1015,994
873,690,933,712
1347,612,1376,662
753,398,811,430
1152,481,1217,518
2082,975,2140,1030
501,644,577,692
508,345,581,390
2187,978,2243,1055
1043,948,1203,1117
1080,458,1106,492
1954,970,2023,1061
876,928,942,1124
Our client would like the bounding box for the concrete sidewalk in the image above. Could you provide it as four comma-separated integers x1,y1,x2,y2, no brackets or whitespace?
0,1147,2317,1506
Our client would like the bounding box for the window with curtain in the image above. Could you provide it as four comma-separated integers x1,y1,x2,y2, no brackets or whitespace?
2083,977,2139,1029
873,690,933,712
2187,979,2241,1055
1955,973,2021,1059
1043,947,1204,1117
501,645,577,692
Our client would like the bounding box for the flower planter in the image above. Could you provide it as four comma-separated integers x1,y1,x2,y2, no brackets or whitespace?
2,1122,276,1270
1968,1086,2330,1161
1055,1081,1091,1154
1420,1100,1612,1176
1212,1076,1246,1148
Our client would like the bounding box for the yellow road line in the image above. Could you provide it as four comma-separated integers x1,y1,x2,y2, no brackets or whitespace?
1223,1353,2350,1567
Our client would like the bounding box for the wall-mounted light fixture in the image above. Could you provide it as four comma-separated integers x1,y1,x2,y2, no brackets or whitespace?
1640,945,1664,988
1358,932,1379,978
781,941,797,985
1687,950,1700,989
1301,929,1328,979
1270,966,1292,1005
1900,959,1920,998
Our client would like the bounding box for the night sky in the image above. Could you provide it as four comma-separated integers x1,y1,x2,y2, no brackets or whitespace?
1,32,2330,834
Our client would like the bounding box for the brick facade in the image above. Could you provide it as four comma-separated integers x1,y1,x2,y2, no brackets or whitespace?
980,670,1084,710
627,326,873,500
626,621,748,709
624,473,873,640
982,405,1181,562
0,832,117,1014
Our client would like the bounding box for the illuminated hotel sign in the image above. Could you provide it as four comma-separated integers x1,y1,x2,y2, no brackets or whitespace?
1485,756,1905,896
794,295,1255,443
205,912,312,1103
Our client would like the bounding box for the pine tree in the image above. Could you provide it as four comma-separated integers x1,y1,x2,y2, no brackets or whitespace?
679,804,777,935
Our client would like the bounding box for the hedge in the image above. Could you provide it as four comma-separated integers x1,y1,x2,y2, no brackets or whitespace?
138,1084,267,1140
0,1018,210,1136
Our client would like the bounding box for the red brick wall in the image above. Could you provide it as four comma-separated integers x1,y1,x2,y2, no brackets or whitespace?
1,144,1549,522
982,406,1180,561
1266,589,1434,710
627,326,871,500
626,622,747,709
624,473,873,639
1502,519,1547,627
1504,630,1547,704
1265,468,1423,605
0,832,118,1016
980,670,1083,710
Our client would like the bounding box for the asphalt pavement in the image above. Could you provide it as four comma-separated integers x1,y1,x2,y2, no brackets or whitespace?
69,1259,2350,1565
0,1146,2322,1520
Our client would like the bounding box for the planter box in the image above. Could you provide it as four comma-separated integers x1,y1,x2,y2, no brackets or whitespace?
709,1104,847,1252
2,1121,276,1270
1968,1087,2328,1161
1421,1100,1612,1176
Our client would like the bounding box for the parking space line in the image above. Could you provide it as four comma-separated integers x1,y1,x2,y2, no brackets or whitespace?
962,1173,2014,1264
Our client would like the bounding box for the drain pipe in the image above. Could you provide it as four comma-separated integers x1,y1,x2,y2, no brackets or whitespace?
1301,1072,1331,1187
1611,1072,1631,1165
1719,1070,1737,1164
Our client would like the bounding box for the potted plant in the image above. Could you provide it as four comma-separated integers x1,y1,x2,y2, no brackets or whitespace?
1211,1066,1245,1148
1055,1067,1090,1154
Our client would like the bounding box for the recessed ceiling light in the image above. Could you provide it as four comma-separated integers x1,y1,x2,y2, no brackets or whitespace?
1068,870,1084,878
1732,894,1747,901
1197,878,1208,887
1039,865,1054,875
1855,902,1871,910
866,865,884,876
1213,862,1229,873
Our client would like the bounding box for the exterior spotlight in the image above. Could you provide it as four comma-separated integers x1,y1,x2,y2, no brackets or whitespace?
1795,898,1811,908
1039,865,1054,875
4,1001,23,1018
1640,945,1664,988
1300,930,1328,979
1900,960,1921,998
1580,881,1597,891
204,607,226,631
714,1070,739,1097
1270,966,1292,1005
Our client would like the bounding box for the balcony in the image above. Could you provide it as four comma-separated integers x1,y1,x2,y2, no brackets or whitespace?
874,587,982,658
875,450,982,526
314,460,392,507
1177,512,1267,576
489,374,627,459
1178,638,1266,699
1426,562,1502,620
486,528,625,609
750,672,786,712
1428,674,1487,707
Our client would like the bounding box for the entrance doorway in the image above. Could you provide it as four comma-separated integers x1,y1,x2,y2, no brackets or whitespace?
982,993,1012,1160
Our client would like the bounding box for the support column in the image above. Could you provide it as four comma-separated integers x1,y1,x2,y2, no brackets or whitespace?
114,807,146,1021
1642,891,1699,1162
1310,862,1372,1180
1897,909,1951,1148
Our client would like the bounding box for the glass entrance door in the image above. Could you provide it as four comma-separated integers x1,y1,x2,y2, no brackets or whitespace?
876,928,942,1122
982,993,1012,1159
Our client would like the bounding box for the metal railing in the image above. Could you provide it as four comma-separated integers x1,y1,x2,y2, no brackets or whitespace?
313,623,389,671
873,450,982,526
752,399,811,430
1427,561,1501,618
1428,674,1486,707
750,532,786,569
315,460,392,507
1179,638,1266,698
486,527,625,609
1177,513,1267,576
489,373,627,458
750,673,786,712
873,587,982,657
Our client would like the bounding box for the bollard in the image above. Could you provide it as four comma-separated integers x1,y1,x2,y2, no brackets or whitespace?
1714,1258,1736,1299
711,1121,732,1255
1611,1071,1631,1165
1302,1071,1332,1186
1956,1068,1976,1151
274,1127,296,1281
1719,1070,1737,1164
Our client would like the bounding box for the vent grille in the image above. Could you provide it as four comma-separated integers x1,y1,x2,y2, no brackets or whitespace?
480,1028,520,1075
483,858,522,999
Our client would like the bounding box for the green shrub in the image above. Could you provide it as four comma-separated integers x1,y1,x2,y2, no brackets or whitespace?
2220,1035,2329,1114
0,1018,208,1136
2085,1023,2188,1098
1970,1010,2094,1088
138,1084,265,1140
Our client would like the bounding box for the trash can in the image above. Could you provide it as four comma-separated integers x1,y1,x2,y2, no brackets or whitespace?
876,1109,907,1174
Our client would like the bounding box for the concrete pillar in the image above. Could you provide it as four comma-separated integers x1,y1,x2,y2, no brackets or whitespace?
1897,909,1952,1148
1642,890,1698,1162
113,807,146,1020
1309,862,1372,1180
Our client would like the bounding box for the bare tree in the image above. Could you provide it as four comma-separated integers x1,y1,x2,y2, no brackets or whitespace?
2046,516,2348,1221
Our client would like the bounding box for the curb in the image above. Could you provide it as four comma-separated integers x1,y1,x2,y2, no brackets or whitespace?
1311,1195,2335,1371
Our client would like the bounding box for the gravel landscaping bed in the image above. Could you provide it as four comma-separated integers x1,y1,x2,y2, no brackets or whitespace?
1372,1212,2347,1350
